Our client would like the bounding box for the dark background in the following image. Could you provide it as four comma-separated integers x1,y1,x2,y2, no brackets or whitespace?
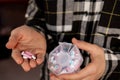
0,0,40,80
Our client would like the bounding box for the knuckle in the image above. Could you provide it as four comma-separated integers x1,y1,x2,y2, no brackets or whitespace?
91,44,104,54
11,29,17,35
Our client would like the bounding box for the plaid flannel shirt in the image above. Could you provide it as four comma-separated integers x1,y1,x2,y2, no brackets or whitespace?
25,0,120,80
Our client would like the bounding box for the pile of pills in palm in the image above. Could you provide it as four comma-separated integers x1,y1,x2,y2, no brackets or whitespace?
21,51,36,60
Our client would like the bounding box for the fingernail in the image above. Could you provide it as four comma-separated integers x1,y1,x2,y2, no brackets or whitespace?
72,38,79,43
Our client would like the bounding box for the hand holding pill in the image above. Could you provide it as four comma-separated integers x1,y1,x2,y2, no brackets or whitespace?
5,25,47,71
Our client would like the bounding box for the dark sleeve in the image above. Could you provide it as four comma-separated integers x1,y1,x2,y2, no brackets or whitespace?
25,0,47,35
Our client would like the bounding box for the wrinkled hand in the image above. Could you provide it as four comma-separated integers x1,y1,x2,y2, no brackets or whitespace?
50,38,106,80
6,25,47,71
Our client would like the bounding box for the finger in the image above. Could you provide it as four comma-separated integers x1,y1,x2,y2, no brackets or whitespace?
12,49,23,64
72,38,93,52
6,31,22,49
72,38,105,62
49,73,56,78
21,59,31,72
50,74,55,80
49,72,54,77
58,63,96,80
72,38,102,55
50,74,63,80
29,48,46,55
36,53,45,65
22,48,45,65
81,77,93,80
81,75,97,80
50,75,61,80
34,49,45,65
29,59,37,68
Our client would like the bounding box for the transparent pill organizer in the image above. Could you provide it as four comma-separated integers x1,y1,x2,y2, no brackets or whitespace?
48,42,83,75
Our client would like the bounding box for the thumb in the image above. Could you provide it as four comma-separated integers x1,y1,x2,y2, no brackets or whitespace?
6,32,22,49
72,38,94,53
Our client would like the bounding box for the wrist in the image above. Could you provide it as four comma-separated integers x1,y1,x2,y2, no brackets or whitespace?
27,25,46,38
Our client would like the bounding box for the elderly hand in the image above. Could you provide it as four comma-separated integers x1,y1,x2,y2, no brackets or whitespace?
50,38,106,80
6,25,46,71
